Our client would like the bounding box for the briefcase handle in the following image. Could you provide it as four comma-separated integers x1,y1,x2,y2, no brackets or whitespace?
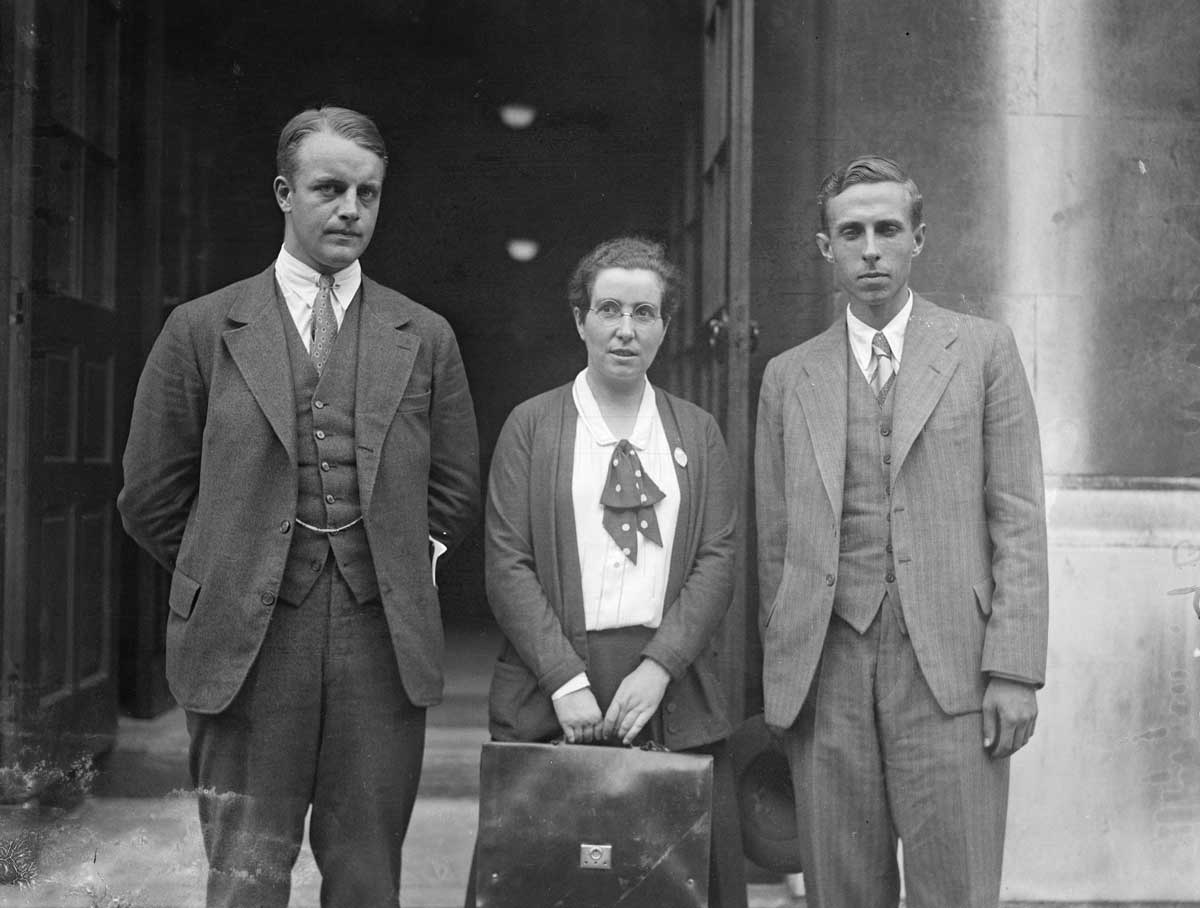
548,737,671,753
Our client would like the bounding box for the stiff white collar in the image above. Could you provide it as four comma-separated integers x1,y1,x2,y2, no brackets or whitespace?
846,288,913,377
274,245,362,307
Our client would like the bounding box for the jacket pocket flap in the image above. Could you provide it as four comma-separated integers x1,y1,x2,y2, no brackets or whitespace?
396,389,431,413
169,570,201,619
973,577,996,616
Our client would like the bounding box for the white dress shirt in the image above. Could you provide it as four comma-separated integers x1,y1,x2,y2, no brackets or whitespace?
553,370,681,700
274,245,362,350
846,288,913,382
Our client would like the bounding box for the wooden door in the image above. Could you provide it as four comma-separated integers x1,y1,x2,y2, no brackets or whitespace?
5,0,125,761
665,0,753,721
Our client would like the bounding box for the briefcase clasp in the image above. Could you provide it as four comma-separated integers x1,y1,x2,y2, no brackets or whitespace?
580,843,612,870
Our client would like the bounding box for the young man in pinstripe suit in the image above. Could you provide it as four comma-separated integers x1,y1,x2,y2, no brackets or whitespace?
755,155,1048,907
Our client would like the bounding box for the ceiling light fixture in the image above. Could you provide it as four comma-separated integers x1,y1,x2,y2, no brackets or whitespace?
506,238,540,262
498,103,537,129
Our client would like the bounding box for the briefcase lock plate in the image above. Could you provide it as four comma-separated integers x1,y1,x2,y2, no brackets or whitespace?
580,843,612,870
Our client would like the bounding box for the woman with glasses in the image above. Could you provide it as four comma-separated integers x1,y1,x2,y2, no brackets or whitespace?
475,236,747,907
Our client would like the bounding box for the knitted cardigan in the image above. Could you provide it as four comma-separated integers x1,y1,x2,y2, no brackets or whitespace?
485,381,737,750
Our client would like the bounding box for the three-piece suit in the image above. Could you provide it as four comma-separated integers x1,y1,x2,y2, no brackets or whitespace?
119,264,479,905
755,294,1048,906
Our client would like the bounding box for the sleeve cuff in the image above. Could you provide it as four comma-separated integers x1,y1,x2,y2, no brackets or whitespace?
987,671,1041,688
429,536,448,586
551,673,590,701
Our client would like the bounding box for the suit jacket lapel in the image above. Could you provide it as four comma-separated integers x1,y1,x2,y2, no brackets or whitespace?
890,294,961,479
355,276,418,515
223,267,297,464
798,320,848,515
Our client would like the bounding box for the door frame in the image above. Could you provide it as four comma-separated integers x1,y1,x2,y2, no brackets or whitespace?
1,0,38,766
665,0,753,721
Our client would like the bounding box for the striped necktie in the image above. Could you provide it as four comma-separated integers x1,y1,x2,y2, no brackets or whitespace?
871,331,896,406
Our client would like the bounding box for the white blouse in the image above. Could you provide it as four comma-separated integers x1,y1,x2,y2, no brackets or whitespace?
570,369,680,631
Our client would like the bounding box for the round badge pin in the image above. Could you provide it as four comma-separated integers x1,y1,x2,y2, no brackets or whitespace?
673,446,688,468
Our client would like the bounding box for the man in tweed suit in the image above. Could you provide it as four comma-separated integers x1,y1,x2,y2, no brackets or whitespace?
119,106,480,906
755,155,1048,907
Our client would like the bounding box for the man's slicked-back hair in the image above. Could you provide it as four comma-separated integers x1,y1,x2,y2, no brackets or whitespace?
567,236,682,321
817,154,922,234
276,106,388,183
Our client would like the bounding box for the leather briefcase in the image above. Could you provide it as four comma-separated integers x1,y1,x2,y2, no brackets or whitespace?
475,740,713,908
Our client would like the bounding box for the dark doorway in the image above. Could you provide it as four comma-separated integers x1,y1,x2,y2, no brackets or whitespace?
113,0,700,712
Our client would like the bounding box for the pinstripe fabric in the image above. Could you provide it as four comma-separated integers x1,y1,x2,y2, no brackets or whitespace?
832,345,897,632
784,607,1009,908
187,564,425,907
756,293,1046,907
755,295,1048,728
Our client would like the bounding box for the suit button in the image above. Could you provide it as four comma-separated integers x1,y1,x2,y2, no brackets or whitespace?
279,520,291,533
825,574,835,586
260,592,275,606
880,426,892,437
314,399,325,409
883,454,892,464
310,560,323,572
886,572,896,583
321,461,331,472
325,493,335,504
315,430,326,440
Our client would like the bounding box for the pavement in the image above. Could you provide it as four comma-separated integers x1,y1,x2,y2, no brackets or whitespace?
2,623,804,907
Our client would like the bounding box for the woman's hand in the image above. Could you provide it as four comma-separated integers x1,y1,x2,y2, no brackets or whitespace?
553,688,604,743
602,659,671,745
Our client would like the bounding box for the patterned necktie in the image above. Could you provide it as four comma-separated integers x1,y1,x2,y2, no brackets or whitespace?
871,331,896,406
600,439,665,564
310,273,337,374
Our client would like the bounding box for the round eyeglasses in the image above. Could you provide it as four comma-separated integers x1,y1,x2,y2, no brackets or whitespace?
587,299,667,326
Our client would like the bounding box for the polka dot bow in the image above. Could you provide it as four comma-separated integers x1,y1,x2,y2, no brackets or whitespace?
600,439,665,564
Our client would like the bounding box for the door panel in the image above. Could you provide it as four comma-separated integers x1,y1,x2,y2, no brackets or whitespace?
28,326,120,754
14,0,124,759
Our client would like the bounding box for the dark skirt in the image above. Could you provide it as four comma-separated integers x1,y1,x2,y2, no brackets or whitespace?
583,625,664,742
466,626,748,908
